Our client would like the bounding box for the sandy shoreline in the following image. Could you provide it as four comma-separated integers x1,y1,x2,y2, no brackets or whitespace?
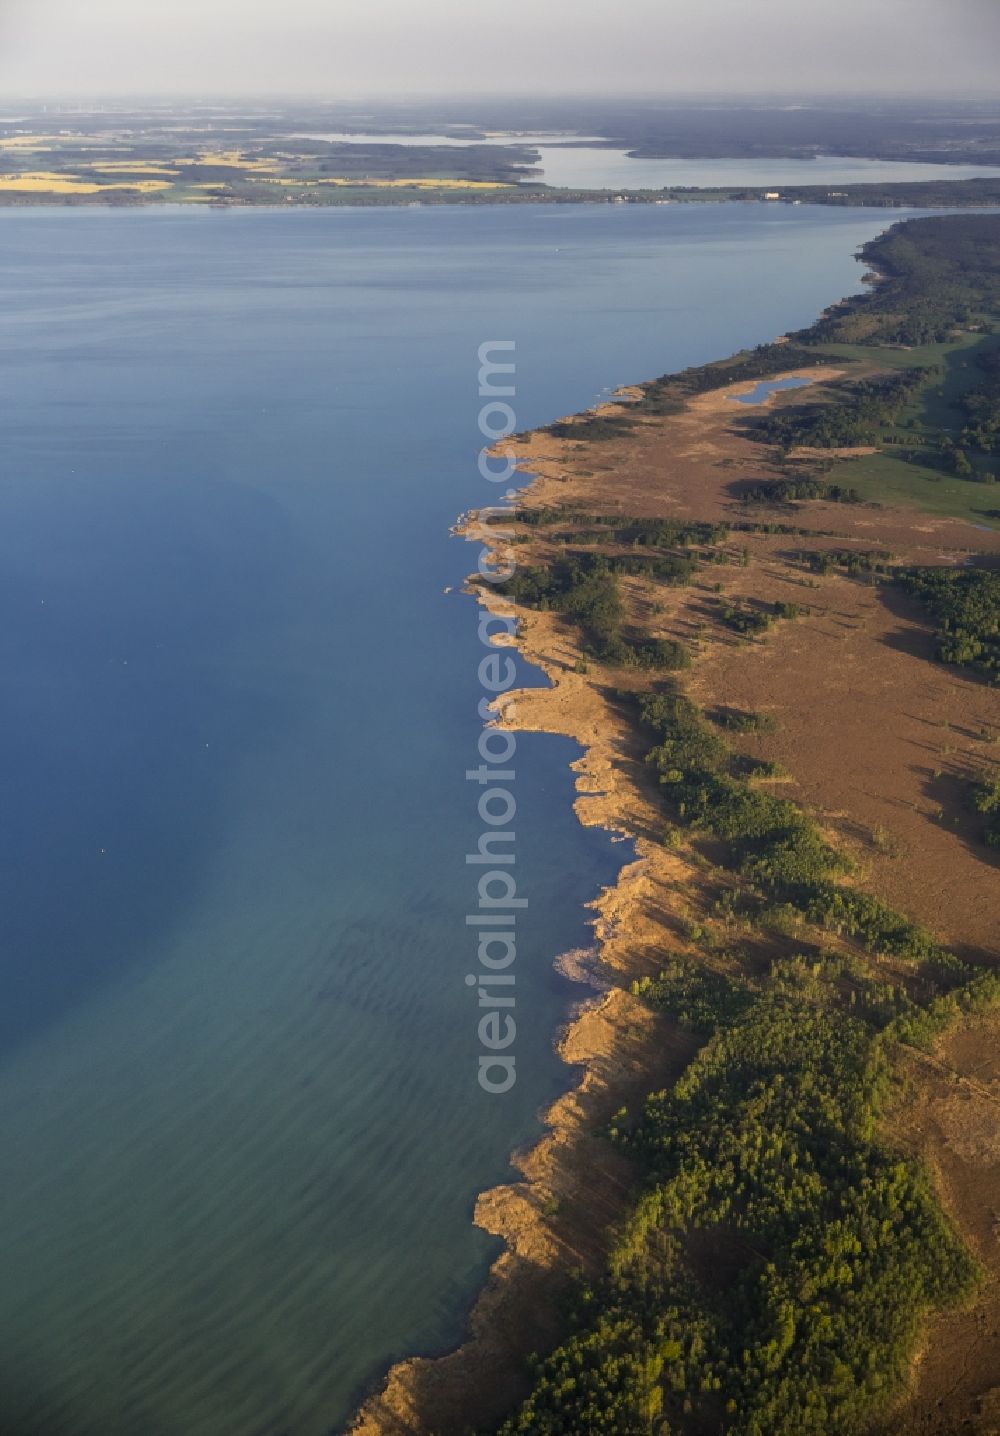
349,407,707,1434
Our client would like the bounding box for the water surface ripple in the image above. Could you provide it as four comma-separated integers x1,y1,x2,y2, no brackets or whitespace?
0,202,928,1433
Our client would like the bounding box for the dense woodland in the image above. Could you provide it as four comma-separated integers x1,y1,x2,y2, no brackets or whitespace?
805,216,1000,347
748,371,925,452
969,772,1000,850
899,567,1000,680
497,984,980,1435
485,216,1000,1435
956,344,1000,460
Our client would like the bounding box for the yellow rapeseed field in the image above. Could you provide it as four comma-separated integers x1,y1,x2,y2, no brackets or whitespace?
255,176,510,189
195,151,280,172
93,162,180,176
0,172,173,194
0,135,70,150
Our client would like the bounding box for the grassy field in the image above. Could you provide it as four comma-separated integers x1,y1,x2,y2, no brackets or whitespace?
815,334,987,374
831,450,999,526
809,332,1000,526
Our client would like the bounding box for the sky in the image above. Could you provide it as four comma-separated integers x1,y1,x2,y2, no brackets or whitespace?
0,0,997,98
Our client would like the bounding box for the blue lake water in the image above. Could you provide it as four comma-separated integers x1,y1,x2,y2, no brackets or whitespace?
730,375,816,404
0,201,931,1434
527,149,1000,191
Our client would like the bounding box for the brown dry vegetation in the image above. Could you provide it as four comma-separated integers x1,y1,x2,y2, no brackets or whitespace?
353,373,1000,1435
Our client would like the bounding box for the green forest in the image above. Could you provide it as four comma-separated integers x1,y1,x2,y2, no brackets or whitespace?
899,567,1000,679
806,216,1000,347
748,371,925,451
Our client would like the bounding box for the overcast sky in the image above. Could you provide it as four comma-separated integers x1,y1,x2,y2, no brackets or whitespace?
0,0,996,98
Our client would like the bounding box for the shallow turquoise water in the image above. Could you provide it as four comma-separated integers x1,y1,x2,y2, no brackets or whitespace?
0,203,929,1433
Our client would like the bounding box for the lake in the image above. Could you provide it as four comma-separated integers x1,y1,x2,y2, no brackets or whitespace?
290,131,1000,189
0,201,930,1434
730,375,817,404
526,148,1000,191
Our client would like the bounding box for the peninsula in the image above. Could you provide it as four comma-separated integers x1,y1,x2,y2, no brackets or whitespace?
355,213,1000,1436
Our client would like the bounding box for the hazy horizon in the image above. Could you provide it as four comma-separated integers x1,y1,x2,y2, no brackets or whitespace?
0,0,997,100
